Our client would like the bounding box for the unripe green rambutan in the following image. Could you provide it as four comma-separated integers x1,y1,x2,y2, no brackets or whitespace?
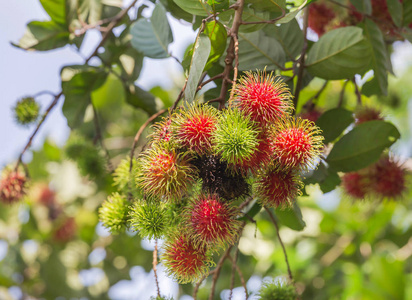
99,193,130,233
137,145,195,200
255,167,303,208
113,157,140,195
213,109,260,169
270,117,324,171
258,279,297,300
172,104,219,154
162,234,213,283
233,71,293,127
185,194,241,249
13,97,40,126
129,200,168,240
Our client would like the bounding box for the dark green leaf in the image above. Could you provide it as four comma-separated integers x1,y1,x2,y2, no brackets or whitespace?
173,0,213,16
207,0,230,12
316,108,354,144
125,84,157,115
130,3,173,58
350,0,371,14
245,0,285,13
185,35,211,102
160,0,193,22
306,27,372,80
61,65,107,128
403,0,412,24
40,0,67,25
327,120,400,172
274,202,306,231
305,163,341,193
264,19,303,60
237,31,286,71
238,199,262,221
203,20,227,70
239,7,270,33
118,48,144,83
13,21,70,51
386,0,403,27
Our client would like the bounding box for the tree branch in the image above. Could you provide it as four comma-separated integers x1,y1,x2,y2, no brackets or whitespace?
153,240,161,298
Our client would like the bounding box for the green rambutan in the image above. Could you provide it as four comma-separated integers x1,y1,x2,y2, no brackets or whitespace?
161,234,213,283
99,193,130,233
255,167,303,208
137,145,195,200
172,104,219,154
270,117,324,171
129,200,168,240
213,109,260,169
113,157,140,195
13,97,40,126
186,194,241,249
258,279,297,300
233,71,293,127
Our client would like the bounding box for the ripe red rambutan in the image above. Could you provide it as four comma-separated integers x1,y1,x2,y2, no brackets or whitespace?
300,109,322,123
370,156,408,199
137,146,195,199
150,117,173,143
233,71,293,127
354,106,383,125
308,2,336,36
270,117,324,171
162,234,213,283
37,185,56,206
341,172,369,199
0,171,27,204
187,194,240,248
172,104,219,154
53,217,76,243
255,167,303,208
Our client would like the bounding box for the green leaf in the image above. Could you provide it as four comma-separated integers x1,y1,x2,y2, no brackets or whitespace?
264,19,303,60
61,65,107,129
160,0,193,22
118,48,144,83
238,199,262,221
306,27,372,80
277,0,314,24
130,3,173,58
327,120,400,172
349,0,371,14
79,0,103,24
386,0,403,27
125,84,157,115
237,7,270,33
316,108,354,144
237,31,286,71
403,0,412,24
40,0,67,25
362,19,389,96
207,0,230,12
245,0,285,13
304,163,341,193
274,202,306,231
91,73,126,110
185,35,211,103
13,21,70,51
173,0,213,16
203,21,227,70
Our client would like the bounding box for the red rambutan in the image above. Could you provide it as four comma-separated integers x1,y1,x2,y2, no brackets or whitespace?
172,104,219,154
270,117,324,171
233,71,293,127
308,2,336,36
150,117,173,143
53,217,76,243
255,167,303,208
354,106,383,125
162,234,213,283
0,171,27,204
137,146,195,199
341,172,369,199
300,109,322,123
37,185,56,206
370,156,408,199
187,194,240,248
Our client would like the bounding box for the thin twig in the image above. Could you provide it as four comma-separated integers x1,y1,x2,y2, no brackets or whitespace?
265,207,294,283
153,240,161,298
229,246,239,300
352,77,362,105
228,254,248,299
32,90,56,98
193,274,207,300
171,79,188,112
293,6,310,112
15,92,63,171
197,73,224,91
228,34,240,105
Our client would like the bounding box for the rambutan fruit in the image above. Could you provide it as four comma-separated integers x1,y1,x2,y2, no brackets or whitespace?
370,156,408,199
213,109,260,169
308,2,337,36
192,154,249,200
99,193,130,233
113,157,140,196
341,172,370,200
13,97,40,126
258,279,297,300
137,145,195,200
270,117,324,171
37,185,56,206
0,171,27,204
149,116,173,144
53,217,76,243
172,104,219,154
255,167,303,208
161,234,213,283
300,108,322,123
129,200,168,240
354,106,383,125
186,194,240,249
233,71,293,127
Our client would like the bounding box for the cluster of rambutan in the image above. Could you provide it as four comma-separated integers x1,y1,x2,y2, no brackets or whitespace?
0,170,27,204
99,71,324,283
